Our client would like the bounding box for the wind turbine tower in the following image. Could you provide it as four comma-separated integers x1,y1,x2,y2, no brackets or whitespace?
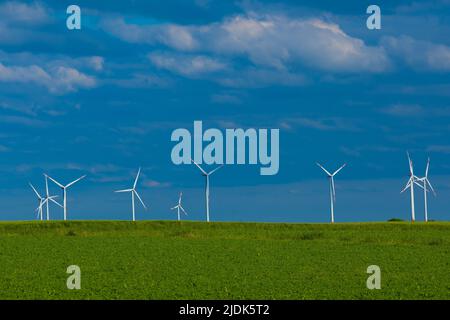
317,163,346,224
45,174,86,221
171,192,188,221
418,158,436,222
115,168,147,221
401,152,421,222
191,159,223,222
29,183,62,221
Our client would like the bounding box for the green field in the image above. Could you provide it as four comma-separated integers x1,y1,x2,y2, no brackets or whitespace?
0,221,449,299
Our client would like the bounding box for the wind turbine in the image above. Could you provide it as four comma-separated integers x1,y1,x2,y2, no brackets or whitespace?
45,174,86,221
171,192,187,221
191,159,223,222
29,183,62,221
417,158,436,222
316,162,346,224
401,152,422,222
115,167,147,221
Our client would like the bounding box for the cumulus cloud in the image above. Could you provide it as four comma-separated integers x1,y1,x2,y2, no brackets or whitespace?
0,62,96,94
0,51,105,72
103,13,391,74
0,1,51,44
208,15,390,73
51,66,96,94
102,18,197,51
0,1,50,25
382,35,450,71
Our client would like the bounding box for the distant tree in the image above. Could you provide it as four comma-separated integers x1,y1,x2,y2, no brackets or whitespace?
388,218,404,222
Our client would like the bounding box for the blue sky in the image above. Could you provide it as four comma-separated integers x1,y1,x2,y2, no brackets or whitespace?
1,0,450,222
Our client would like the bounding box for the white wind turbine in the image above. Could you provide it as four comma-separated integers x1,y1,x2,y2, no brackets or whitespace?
45,174,86,221
115,168,147,221
417,158,436,222
401,152,422,222
29,183,62,221
191,159,223,222
316,162,346,224
171,192,188,221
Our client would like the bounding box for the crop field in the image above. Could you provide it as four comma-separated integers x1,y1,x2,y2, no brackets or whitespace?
0,221,449,299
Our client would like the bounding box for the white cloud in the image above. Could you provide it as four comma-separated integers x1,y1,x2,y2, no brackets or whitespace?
209,15,390,72
382,35,450,71
102,18,197,51
103,13,391,74
148,51,307,87
50,66,96,94
143,180,171,188
0,62,96,94
148,52,227,77
0,62,50,83
0,1,51,44
0,1,50,25
86,56,104,72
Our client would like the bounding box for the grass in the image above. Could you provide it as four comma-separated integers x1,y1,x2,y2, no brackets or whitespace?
0,220,449,299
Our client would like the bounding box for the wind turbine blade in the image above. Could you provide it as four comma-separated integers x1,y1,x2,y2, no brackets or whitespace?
332,163,347,176
407,152,413,175
41,198,49,206
115,189,133,193
401,178,412,193
180,206,188,215
316,163,332,176
414,180,424,190
133,168,141,189
134,190,147,209
66,175,86,188
45,175,64,188
427,178,437,196
29,183,41,198
191,159,207,175
49,197,63,208
208,164,224,175
170,205,178,210
425,158,430,178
